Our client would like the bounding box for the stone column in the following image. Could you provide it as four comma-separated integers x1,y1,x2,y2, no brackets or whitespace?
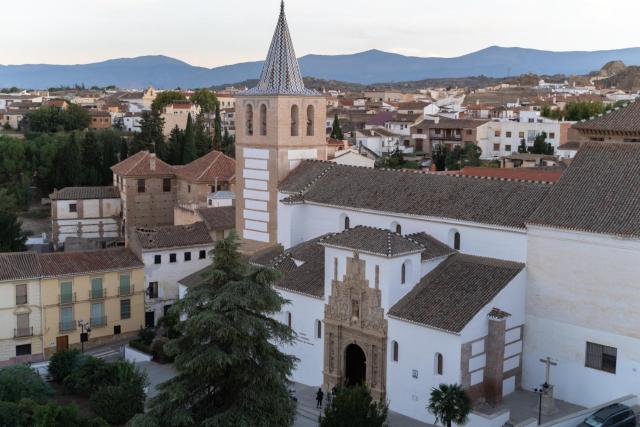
484,310,509,405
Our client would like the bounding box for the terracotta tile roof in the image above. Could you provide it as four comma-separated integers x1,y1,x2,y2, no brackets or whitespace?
279,161,551,229
110,151,175,177
572,101,640,132
461,167,563,183
388,254,524,333
38,249,143,278
0,252,42,282
133,222,213,250
319,226,425,257
49,186,120,200
175,150,235,183
366,111,396,127
196,206,235,231
528,142,640,237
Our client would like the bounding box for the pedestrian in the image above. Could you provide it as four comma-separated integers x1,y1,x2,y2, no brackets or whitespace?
316,387,324,408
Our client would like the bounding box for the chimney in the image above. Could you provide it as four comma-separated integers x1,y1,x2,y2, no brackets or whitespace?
484,308,510,405
149,153,156,171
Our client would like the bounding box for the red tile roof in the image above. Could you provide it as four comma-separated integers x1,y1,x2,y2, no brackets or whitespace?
111,151,175,177
174,150,235,183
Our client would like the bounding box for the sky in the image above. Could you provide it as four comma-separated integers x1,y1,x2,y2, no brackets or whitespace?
3,0,640,68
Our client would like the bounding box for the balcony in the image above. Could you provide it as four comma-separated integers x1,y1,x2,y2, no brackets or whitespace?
14,327,33,338
118,285,134,297
59,321,76,332
89,289,107,301
90,316,107,328
58,293,77,305
429,134,462,142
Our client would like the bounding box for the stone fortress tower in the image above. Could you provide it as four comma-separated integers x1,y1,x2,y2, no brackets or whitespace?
235,1,327,252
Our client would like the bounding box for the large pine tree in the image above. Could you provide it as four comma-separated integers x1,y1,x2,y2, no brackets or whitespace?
0,190,26,252
141,233,297,426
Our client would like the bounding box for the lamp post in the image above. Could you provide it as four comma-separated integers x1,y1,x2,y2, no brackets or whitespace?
78,320,91,353
533,386,545,425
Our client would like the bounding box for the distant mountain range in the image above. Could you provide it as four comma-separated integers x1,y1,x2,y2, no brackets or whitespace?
3,46,640,89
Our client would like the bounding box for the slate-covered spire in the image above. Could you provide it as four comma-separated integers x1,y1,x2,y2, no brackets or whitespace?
244,1,319,96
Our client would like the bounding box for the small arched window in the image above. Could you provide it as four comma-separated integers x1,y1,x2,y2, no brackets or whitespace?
245,104,253,136
291,105,299,136
392,341,399,362
260,104,267,136
454,232,461,250
316,319,322,339
435,353,444,375
287,312,292,328
306,105,314,136
395,223,402,234
344,216,350,230
401,262,406,284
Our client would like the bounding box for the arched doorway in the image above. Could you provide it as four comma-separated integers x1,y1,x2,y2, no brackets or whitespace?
345,344,366,387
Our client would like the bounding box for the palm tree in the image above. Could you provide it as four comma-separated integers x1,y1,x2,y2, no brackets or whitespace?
427,383,472,427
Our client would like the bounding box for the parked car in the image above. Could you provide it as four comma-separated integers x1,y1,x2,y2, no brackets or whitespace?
579,403,636,427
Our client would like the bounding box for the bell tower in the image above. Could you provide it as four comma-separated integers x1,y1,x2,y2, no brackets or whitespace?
235,1,327,252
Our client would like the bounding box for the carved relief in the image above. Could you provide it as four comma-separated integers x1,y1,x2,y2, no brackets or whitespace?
323,253,387,400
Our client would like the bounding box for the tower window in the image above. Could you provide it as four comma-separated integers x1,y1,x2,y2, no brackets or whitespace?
291,105,299,136
344,216,350,230
287,312,292,328
246,104,254,136
435,353,444,375
306,105,314,136
454,232,461,250
392,341,399,362
401,262,406,284
316,320,322,339
260,104,267,136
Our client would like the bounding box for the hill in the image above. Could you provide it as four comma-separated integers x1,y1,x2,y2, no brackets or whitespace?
3,46,640,89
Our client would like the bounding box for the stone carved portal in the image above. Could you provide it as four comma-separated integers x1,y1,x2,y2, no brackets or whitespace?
323,253,387,399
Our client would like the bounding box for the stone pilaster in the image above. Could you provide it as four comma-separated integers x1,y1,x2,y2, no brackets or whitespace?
484,311,507,405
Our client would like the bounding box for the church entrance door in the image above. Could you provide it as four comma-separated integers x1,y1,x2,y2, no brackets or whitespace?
345,344,366,387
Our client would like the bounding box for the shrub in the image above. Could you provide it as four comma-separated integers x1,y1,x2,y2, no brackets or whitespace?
128,414,160,427
129,339,152,355
0,365,52,403
150,337,171,363
137,327,156,345
0,401,21,426
62,356,114,396
90,384,145,425
31,401,81,427
48,348,80,382
319,384,388,427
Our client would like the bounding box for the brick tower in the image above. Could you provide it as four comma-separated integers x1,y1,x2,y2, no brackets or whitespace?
235,1,327,252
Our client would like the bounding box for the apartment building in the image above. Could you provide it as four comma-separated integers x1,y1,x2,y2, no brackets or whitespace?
0,249,145,362
50,186,122,248
161,101,200,137
89,110,112,129
410,117,490,156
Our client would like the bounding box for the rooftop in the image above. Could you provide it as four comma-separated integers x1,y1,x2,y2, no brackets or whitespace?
133,222,213,250
111,151,174,177
174,150,235,183
573,100,640,132
196,206,236,231
388,253,524,333
319,226,425,257
49,186,120,201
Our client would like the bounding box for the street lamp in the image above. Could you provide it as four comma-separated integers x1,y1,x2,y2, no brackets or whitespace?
77,320,91,353
533,383,550,425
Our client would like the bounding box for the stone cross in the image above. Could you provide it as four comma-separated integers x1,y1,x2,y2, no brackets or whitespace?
539,357,558,386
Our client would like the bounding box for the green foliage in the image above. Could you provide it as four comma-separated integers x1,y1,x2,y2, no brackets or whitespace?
3,122,11,130
90,383,146,425
131,110,165,158
376,147,405,169
48,348,81,383
146,232,297,426
32,402,82,427
157,309,180,339
214,102,223,152
432,145,447,171
138,327,156,345
319,385,388,427
62,356,112,396
330,114,344,140
181,113,197,164
542,100,613,121
194,113,210,157
151,91,186,112
0,189,27,251
445,143,481,170
150,337,172,364
0,400,22,426
221,128,235,157
518,138,528,153
26,104,90,133
191,89,218,113
427,383,472,427
0,365,52,403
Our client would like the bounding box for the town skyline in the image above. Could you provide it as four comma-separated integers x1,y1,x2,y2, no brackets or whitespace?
3,0,640,68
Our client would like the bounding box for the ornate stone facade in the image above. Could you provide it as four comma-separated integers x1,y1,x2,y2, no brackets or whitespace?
323,253,387,399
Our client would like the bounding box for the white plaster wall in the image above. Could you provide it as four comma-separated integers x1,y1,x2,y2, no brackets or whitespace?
102,198,121,217
524,226,640,406
387,318,462,424
278,203,526,262
82,200,100,218
55,200,78,220
275,290,325,387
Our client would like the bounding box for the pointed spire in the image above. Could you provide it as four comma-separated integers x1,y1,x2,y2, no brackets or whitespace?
244,1,319,96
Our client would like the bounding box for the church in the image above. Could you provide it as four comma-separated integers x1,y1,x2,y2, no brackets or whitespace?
233,2,640,424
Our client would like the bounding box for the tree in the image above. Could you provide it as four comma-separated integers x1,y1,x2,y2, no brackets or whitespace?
330,114,344,140
213,102,223,151
113,115,124,131
0,190,27,252
319,385,388,427
445,146,463,170
131,110,165,158
518,138,528,153
151,91,186,112
427,384,472,427
119,137,129,161
61,104,91,131
531,132,549,155
63,133,83,186
432,145,448,171
462,143,481,167
194,113,210,157
167,126,184,165
142,233,297,426
0,365,52,403
191,89,217,114
221,128,235,157
99,130,120,185
48,348,80,383
81,131,101,186
181,113,197,164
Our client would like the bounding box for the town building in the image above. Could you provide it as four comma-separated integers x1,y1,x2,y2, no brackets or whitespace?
89,110,112,129
569,100,640,145
161,101,200,137
49,186,122,248
410,117,490,156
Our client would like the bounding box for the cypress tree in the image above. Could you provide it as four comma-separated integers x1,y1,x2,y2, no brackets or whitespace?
214,102,223,152
0,190,26,252
182,113,197,164
81,131,101,186
119,137,129,161
330,114,344,140
142,233,297,426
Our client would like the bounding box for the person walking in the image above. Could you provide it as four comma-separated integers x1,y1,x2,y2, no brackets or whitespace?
316,387,324,409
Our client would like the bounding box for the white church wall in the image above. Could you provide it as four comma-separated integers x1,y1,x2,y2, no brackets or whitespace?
386,318,462,425
278,203,527,262
524,226,640,406
275,289,325,387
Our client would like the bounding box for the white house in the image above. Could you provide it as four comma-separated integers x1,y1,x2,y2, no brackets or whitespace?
128,222,215,326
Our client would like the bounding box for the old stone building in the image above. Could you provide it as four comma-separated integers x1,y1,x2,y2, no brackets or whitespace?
568,99,640,144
